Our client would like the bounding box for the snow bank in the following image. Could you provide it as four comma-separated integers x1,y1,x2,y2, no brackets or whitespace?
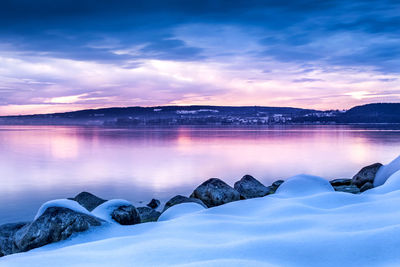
92,199,133,223
4,173,400,266
34,199,92,220
366,169,400,195
374,155,400,187
158,202,206,222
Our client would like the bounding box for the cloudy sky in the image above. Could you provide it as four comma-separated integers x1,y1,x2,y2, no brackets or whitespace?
0,0,399,115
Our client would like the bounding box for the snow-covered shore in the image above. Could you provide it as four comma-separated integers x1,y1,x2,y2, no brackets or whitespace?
2,168,400,266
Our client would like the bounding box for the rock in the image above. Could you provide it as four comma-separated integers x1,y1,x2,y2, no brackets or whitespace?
111,205,141,225
267,180,285,193
234,175,271,199
13,207,102,254
70,192,107,211
360,182,374,192
137,207,161,223
190,178,241,208
0,222,28,257
330,178,352,186
163,195,207,212
272,180,284,188
147,199,161,209
333,184,360,194
352,163,382,188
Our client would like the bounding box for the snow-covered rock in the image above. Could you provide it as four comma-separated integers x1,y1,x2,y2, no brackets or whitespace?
275,174,334,197
190,178,241,207
234,175,271,198
92,199,140,225
5,175,400,266
34,199,92,220
13,207,101,256
158,203,206,221
374,156,400,187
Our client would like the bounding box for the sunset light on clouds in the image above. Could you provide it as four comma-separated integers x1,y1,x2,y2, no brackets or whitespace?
0,0,399,115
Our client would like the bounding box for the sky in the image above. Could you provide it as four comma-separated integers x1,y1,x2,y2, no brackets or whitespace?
0,0,399,115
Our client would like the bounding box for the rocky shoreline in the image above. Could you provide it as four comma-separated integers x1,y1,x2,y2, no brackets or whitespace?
0,162,383,257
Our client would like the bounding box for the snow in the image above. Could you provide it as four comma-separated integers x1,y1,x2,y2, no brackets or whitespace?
92,199,133,223
3,174,400,266
366,169,400,195
374,155,400,187
158,202,206,222
34,199,92,220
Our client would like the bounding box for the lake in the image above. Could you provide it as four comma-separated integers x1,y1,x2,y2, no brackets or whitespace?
1,124,400,225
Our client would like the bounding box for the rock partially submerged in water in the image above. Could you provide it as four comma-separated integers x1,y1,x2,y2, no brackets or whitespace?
190,178,241,207
137,207,161,222
234,175,271,199
0,207,102,257
163,195,206,212
352,163,382,188
333,184,360,194
330,178,352,187
70,192,107,211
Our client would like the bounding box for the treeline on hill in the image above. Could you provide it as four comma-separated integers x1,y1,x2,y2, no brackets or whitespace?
0,103,399,125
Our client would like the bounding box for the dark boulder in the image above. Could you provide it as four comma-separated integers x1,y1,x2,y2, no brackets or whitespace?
0,222,28,257
360,182,374,192
14,207,102,254
147,199,161,209
163,195,207,212
190,178,241,208
352,163,382,188
330,178,352,187
267,180,285,194
111,205,141,225
137,207,161,223
333,184,360,194
70,192,107,211
234,175,271,199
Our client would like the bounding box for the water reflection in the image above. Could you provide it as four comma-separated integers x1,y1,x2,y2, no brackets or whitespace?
0,125,400,224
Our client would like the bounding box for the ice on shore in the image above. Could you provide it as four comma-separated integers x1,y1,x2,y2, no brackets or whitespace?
3,173,400,266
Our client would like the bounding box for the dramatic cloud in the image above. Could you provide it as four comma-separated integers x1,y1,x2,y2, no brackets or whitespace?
0,0,399,114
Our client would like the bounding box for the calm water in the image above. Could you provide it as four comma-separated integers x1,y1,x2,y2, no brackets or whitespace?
1,125,400,225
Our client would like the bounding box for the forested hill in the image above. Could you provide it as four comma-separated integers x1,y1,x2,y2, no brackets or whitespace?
338,103,400,123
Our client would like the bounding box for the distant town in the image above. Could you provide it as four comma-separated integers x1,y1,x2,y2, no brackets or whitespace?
0,103,399,126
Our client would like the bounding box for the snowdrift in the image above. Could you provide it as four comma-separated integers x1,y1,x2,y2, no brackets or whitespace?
3,174,400,266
